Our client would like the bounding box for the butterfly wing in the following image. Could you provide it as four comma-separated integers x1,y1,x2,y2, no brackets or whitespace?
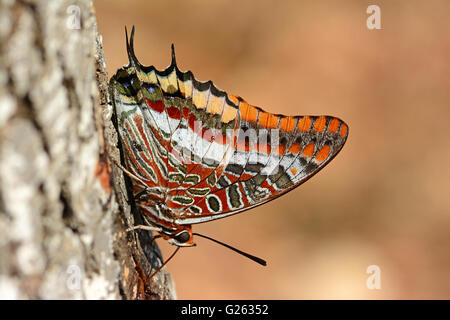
162,75,349,224
111,27,348,226
110,67,163,192
172,110,348,225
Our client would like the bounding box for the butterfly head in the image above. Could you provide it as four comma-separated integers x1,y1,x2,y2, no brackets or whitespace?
165,225,196,247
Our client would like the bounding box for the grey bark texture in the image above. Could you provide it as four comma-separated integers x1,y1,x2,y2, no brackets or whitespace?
0,0,176,299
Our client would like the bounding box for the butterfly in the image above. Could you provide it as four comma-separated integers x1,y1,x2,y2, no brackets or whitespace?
110,27,348,266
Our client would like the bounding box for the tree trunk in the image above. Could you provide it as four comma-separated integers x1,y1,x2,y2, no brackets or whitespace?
0,0,176,299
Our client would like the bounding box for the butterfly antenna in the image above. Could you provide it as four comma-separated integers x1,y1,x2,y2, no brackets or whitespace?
148,246,180,280
193,233,267,266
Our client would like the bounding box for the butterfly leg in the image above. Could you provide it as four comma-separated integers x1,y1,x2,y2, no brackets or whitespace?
126,225,162,233
109,156,151,192
133,188,147,201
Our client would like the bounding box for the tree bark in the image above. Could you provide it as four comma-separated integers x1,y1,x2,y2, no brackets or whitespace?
0,0,176,299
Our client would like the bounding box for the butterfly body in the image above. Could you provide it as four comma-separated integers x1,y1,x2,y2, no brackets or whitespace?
110,27,348,248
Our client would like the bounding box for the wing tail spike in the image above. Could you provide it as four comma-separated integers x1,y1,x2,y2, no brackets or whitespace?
126,25,140,69
170,43,178,69
124,26,131,66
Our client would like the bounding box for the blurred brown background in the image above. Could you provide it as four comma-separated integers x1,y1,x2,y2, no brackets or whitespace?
95,0,450,299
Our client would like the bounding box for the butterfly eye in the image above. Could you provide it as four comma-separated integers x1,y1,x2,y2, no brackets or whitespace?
174,230,190,243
